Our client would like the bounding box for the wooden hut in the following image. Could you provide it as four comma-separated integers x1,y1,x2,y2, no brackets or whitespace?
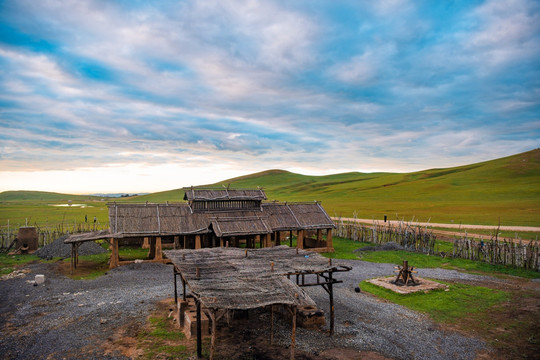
66,188,335,271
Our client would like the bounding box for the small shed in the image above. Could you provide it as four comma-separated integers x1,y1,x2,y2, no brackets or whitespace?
165,246,351,359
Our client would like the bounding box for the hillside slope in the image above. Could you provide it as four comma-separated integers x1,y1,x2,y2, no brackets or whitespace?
1,149,538,226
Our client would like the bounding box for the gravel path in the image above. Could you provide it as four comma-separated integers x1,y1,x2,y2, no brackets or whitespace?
0,262,173,360
0,259,503,359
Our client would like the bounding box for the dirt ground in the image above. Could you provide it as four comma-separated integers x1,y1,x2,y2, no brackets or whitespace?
2,258,539,359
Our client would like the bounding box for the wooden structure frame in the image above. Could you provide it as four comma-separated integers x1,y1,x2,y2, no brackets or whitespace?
165,246,351,359
65,188,336,272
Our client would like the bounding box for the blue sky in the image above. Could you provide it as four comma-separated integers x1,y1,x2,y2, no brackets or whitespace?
0,0,539,193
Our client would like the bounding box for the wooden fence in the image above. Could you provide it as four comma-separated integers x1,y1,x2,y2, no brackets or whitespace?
334,221,437,254
0,222,107,249
453,237,540,271
334,220,539,271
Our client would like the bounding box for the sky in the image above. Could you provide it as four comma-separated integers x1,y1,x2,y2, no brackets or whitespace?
0,0,539,194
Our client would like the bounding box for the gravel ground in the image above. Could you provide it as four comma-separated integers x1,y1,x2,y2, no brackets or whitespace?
0,262,173,359
0,259,502,359
34,235,107,259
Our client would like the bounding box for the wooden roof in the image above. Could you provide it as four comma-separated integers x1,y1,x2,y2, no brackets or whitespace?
210,216,271,237
165,246,336,310
107,201,335,238
184,188,267,201
64,229,117,243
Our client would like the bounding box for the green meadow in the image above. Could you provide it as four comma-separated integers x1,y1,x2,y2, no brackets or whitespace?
1,149,539,230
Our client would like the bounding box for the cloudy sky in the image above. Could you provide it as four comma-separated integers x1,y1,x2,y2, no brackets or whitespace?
1,0,539,194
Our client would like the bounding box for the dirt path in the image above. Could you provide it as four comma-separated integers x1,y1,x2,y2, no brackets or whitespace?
334,218,540,232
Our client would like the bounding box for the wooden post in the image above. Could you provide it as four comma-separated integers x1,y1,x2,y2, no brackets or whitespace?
317,229,323,245
196,299,202,358
266,233,272,248
329,270,334,336
210,309,217,360
275,231,281,246
109,238,119,269
155,237,163,260
270,305,274,345
297,230,304,249
142,237,150,249
174,236,179,249
255,235,260,248
182,276,186,301
148,237,156,259
183,235,187,249
291,305,297,360
326,228,333,251
290,231,293,247
70,244,74,275
220,237,224,247
195,235,201,249
174,268,178,306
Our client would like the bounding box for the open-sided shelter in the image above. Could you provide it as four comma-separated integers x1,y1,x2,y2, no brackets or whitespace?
65,188,336,271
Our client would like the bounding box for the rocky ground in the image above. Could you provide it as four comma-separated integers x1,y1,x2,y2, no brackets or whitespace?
0,257,534,359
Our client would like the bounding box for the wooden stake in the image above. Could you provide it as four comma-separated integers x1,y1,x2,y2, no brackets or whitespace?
291,306,297,360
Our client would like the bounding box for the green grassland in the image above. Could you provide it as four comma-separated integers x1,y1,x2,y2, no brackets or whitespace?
1,149,539,229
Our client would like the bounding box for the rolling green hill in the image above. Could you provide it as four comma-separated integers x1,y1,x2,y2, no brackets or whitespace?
1,149,539,227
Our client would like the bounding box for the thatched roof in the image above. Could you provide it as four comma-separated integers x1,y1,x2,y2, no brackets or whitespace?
165,246,336,310
107,201,335,238
210,216,271,237
64,229,117,243
109,203,209,237
184,188,267,201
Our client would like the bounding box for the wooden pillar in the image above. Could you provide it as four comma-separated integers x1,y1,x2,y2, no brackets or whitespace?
291,305,297,360
290,231,293,247
174,236,179,249
210,310,217,360
195,235,201,249
275,231,281,246
220,237,224,247
297,230,304,249
317,229,323,244
155,237,163,260
266,233,272,248
75,243,80,268
183,235,187,249
174,268,178,306
142,237,150,249
329,270,334,336
182,276,187,301
196,298,202,358
327,228,333,251
148,237,156,259
70,244,74,275
109,238,119,269
255,235,260,249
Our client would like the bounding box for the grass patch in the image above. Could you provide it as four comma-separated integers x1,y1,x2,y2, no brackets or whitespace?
0,254,40,275
321,236,372,259
361,280,510,323
321,236,540,279
139,313,192,360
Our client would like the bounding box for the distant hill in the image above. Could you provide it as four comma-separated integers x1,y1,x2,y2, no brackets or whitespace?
0,190,102,202
1,149,539,226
